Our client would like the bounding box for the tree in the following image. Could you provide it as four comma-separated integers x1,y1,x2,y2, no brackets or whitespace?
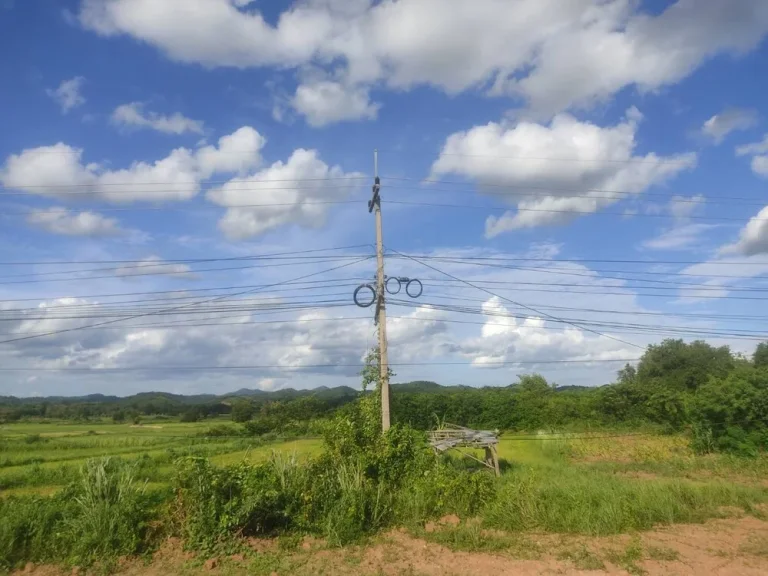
617,363,637,385
635,339,734,391
180,408,201,423
112,409,126,423
754,342,768,368
231,400,255,423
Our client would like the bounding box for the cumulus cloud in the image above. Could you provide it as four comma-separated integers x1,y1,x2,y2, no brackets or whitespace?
46,77,86,113
0,126,265,203
291,81,379,127
458,296,636,368
195,126,265,178
701,108,758,143
736,134,768,178
26,207,122,236
77,0,768,121
720,205,768,256
429,109,696,235
207,148,364,239
111,102,205,135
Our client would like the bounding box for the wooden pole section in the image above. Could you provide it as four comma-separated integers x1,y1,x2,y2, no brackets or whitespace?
373,149,391,432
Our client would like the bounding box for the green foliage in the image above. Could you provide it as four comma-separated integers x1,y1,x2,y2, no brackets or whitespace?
754,342,768,368
690,365,768,455
636,339,734,392
0,458,159,571
231,400,255,423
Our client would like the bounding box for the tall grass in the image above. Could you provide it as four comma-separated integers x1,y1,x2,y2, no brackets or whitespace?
0,458,163,571
483,463,767,535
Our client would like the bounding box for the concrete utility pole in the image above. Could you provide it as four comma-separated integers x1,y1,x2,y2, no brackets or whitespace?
370,149,391,431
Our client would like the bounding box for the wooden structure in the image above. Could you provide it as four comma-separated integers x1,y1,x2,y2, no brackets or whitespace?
428,423,500,476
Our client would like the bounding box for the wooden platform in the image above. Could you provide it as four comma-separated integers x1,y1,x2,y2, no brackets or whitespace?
428,423,500,476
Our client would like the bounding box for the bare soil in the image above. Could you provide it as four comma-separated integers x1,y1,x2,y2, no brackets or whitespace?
15,516,768,576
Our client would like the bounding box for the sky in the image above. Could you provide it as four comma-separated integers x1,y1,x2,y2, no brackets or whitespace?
1,0,768,398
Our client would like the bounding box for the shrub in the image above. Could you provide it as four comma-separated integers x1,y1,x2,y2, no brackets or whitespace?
0,458,160,571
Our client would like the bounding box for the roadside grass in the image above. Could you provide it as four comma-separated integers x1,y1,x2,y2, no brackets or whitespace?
1,422,768,572
484,462,767,535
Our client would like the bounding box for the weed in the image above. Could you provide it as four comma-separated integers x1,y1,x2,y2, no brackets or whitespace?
646,545,680,561
605,538,645,575
740,535,768,557
557,544,605,570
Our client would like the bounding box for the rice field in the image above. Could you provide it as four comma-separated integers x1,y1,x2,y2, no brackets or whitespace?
0,419,323,497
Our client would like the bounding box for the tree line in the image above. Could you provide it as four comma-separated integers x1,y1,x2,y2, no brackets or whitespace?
3,340,767,453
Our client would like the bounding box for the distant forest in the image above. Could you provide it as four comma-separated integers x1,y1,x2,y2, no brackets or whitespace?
3,339,768,454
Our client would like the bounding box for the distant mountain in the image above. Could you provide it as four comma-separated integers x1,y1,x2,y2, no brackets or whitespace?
0,381,492,405
554,385,591,393
392,381,472,393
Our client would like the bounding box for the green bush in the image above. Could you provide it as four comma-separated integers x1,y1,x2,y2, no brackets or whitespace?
0,458,160,571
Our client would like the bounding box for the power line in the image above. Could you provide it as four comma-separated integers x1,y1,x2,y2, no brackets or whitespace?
0,257,371,285
385,247,644,350
384,176,766,206
2,199,766,223
411,259,768,292
385,200,768,223
3,180,765,209
0,244,371,267
0,358,643,372
0,175,368,192
379,150,697,166
0,257,374,345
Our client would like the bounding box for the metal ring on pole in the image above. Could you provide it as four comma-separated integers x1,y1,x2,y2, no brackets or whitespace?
353,284,376,308
385,276,402,294
406,278,423,298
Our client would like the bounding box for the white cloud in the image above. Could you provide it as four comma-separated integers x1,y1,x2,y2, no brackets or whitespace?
736,134,768,178
195,126,265,178
677,254,768,302
721,205,768,256
643,195,717,251
46,77,86,113
26,207,122,236
7,244,763,396
111,102,204,134
643,223,719,251
701,108,758,143
668,194,705,220
207,148,364,238
429,109,696,236
459,296,636,368
0,126,265,203
291,81,379,127
77,0,768,121
114,256,196,279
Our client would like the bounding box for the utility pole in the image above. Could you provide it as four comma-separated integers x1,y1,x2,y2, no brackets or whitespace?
369,149,391,431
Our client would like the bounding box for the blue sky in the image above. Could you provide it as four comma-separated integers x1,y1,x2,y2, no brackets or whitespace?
1,0,768,397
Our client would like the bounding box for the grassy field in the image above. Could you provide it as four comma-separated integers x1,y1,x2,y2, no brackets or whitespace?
3,421,767,501
3,420,768,574
0,419,322,497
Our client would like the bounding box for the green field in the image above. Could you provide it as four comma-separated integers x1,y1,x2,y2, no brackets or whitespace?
3,420,766,501
0,420,322,497
4,417,768,574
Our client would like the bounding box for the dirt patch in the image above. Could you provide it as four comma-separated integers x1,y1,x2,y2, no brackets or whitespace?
14,516,768,575
424,513,462,533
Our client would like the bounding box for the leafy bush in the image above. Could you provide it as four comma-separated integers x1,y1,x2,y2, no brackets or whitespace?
0,458,160,571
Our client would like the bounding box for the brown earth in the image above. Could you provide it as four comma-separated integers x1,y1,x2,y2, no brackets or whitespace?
15,516,768,576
